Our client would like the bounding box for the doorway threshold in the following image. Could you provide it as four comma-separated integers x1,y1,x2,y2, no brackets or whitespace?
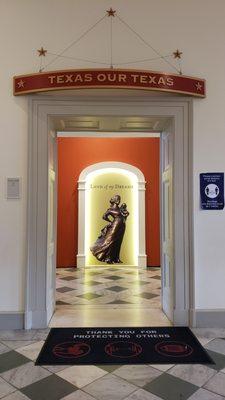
49,307,171,327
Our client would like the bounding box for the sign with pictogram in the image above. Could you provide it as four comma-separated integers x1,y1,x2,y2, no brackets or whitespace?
200,173,224,210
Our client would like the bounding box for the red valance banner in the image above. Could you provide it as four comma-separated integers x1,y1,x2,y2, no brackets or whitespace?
14,68,205,97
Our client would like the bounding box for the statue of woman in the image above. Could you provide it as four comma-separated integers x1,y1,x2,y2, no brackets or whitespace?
90,195,129,264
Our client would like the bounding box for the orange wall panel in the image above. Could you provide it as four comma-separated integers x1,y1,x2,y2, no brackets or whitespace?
57,137,160,267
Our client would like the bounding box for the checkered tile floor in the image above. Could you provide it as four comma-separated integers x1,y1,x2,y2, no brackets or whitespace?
56,267,161,308
1,329,225,399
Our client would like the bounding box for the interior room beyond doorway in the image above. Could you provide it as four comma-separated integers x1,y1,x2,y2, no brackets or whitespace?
57,136,160,269
51,265,170,327
51,129,170,327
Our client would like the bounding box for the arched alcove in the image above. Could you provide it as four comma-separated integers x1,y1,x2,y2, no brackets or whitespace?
77,161,146,268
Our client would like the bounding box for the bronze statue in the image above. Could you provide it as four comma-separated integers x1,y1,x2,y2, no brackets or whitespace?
90,195,129,264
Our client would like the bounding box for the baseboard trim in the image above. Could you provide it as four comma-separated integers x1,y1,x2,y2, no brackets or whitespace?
30,310,48,329
194,309,225,328
138,255,147,268
0,312,24,330
173,308,189,326
76,254,85,268
2,310,223,330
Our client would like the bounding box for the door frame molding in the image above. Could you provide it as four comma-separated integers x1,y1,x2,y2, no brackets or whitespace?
26,94,194,329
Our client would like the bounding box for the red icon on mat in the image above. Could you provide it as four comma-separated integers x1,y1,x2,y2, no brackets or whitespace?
155,341,193,357
53,342,90,359
105,341,142,358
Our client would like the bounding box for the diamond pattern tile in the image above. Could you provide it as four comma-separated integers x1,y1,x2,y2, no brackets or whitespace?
56,365,107,388
168,364,216,387
0,331,37,341
77,293,102,300
0,376,15,398
134,293,159,300
123,389,163,399
0,342,11,355
64,268,76,271
206,350,225,371
107,268,123,272
84,281,103,286
124,272,137,275
205,339,225,356
61,391,97,399
104,276,123,280
96,365,121,373
16,341,45,361
56,287,76,293
1,341,38,350
83,373,137,400
55,266,161,307
144,373,199,400
113,364,162,387
2,391,31,400
60,276,76,281
107,286,128,292
0,351,29,373
204,372,225,397
21,375,77,400
1,361,51,389
188,388,225,399
108,300,132,304
85,271,102,275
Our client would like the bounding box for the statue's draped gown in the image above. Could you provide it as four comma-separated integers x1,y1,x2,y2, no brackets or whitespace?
90,206,126,263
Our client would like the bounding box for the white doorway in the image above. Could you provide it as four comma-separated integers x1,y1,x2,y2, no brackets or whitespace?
26,94,193,329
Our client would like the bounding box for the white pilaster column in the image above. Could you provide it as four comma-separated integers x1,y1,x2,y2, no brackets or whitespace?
77,179,86,267
138,180,147,268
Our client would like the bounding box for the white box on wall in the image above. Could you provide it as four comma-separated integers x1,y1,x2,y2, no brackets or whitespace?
6,177,22,199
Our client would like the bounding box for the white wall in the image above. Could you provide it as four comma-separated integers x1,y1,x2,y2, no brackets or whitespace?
0,0,225,311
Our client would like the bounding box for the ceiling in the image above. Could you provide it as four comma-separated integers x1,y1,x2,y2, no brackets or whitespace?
54,115,170,132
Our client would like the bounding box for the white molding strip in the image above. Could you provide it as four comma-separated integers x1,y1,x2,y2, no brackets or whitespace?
57,131,160,138
194,309,225,328
0,313,24,330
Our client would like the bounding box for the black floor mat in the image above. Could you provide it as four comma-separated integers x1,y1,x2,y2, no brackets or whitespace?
36,327,214,365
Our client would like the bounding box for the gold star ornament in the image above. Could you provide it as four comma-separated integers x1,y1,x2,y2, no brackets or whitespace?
107,8,116,17
17,79,25,88
173,49,183,59
196,82,202,91
37,47,47,56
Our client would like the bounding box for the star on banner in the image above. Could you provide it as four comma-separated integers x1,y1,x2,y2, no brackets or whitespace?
173,49,183,59
37,47,47,56
17,80,25,88
107,8,116,17
196,82,202,91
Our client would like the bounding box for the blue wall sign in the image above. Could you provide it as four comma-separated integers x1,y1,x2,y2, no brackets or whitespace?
200,173,224,210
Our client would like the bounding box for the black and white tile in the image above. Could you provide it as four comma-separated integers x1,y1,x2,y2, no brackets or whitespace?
56,267,161,308
0,329,225,399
